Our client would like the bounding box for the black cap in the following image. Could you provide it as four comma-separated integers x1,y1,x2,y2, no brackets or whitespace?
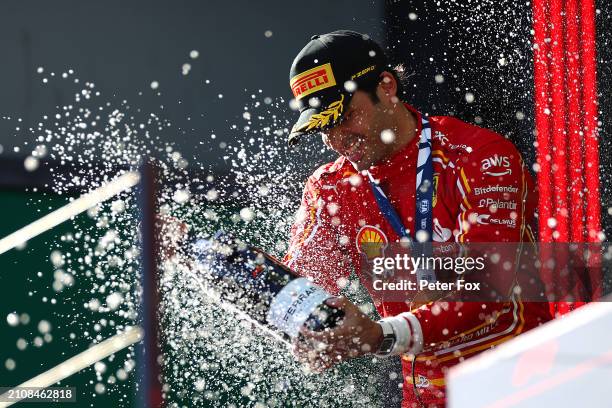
287,30,389,145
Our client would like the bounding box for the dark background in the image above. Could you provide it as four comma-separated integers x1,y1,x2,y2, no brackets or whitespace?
0,0,610,407
0,0,385,169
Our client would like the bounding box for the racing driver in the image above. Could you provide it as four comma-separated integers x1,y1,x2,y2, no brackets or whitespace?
284,30,552,407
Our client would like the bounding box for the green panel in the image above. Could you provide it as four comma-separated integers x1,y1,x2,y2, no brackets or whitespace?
0,190,133,408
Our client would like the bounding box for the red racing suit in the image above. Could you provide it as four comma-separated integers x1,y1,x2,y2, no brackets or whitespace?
284,104,552,407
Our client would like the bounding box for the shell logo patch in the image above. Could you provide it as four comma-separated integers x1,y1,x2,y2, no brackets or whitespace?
355,225,388,261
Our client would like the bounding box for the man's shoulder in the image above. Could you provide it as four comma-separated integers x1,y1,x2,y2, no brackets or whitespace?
308,156,355,185
430,115,520,158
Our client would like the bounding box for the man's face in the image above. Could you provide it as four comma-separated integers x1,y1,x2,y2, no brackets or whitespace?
321,88,396,171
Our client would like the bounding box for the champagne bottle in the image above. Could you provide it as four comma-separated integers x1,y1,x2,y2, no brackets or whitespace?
191,232,344,341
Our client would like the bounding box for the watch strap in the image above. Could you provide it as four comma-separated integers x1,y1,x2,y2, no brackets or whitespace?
375,320,396,356
377,312,424,356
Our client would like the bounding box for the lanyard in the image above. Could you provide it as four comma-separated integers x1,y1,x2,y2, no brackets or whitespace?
366,115,435,283
366,115,433,242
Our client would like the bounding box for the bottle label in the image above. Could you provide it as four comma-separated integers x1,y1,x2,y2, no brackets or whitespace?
266,277,330,338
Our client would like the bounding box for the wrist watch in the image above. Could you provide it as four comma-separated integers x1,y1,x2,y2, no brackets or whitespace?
375,320,396,356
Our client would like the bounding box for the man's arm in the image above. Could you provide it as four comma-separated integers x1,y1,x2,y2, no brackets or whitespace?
283,175,353,295
286,176,385,370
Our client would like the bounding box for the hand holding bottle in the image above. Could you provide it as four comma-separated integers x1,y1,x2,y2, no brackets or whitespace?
292,296,383,372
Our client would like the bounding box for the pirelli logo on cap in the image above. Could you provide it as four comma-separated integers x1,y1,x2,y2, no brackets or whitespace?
290,63,336,100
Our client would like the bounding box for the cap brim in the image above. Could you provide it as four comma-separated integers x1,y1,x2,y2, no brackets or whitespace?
288,95,350,146
288,107,322,146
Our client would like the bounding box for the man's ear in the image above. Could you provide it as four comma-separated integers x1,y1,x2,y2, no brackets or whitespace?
376,71,399,105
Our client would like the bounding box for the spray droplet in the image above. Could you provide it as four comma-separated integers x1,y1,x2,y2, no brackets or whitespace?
6,313,18,327
24,156,39,172
381,129,396,144
239,208,255,222
37,320,52,334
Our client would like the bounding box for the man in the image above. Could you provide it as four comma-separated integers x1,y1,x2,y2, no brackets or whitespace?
284,30,551,407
